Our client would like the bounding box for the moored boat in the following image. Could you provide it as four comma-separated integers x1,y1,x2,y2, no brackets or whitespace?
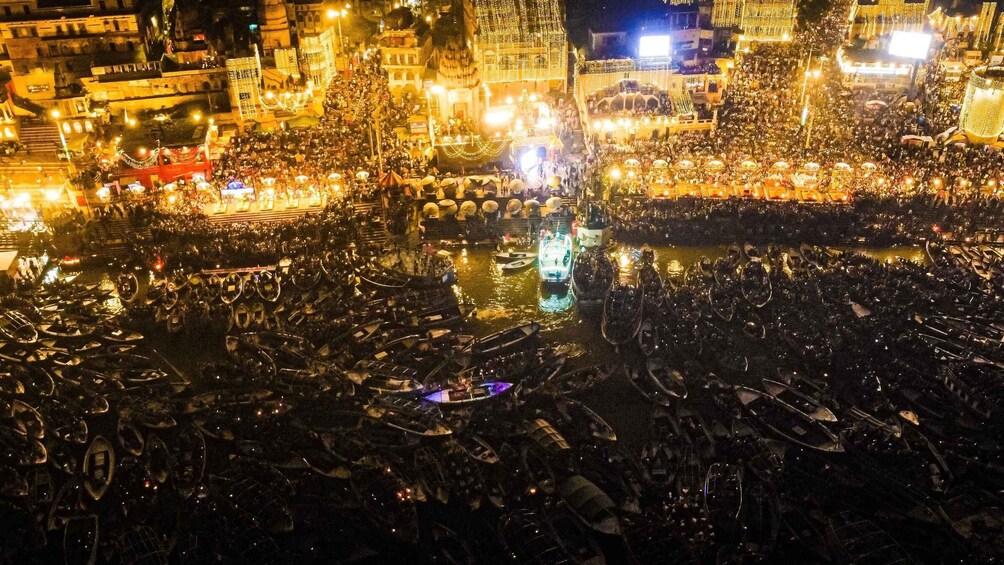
735,386,844,453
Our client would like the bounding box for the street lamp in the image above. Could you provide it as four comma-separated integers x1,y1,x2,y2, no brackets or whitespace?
327,7,348,52
50,109,72,162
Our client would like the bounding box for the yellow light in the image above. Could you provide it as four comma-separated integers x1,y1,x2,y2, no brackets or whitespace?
425,15,432,22
485,110,512,125
610,168,622,180
44,189,61,202
430,85,445,95
265,91,275,99
138,147,147,156
327,8,337,18
50,109,61,119
505,96,514,105
192,113,202,122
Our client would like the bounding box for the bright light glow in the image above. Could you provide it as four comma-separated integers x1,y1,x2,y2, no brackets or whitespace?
430,85,445,95
519,148,540,173
43,189,61,202
610,168,622,180
485,110,513,125
639,35,671,58
50,109,61,119
888,31,933,59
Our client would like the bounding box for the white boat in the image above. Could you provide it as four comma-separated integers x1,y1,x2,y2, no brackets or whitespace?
538,232,574,285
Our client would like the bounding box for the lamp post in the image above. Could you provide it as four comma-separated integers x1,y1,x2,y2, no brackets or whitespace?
50,109,72,162
326,6,349,52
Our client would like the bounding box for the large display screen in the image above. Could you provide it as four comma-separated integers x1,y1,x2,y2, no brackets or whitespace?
639,35,671,58
888,31,932,59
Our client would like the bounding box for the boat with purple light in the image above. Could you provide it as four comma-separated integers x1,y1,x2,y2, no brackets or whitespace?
423,381,514,407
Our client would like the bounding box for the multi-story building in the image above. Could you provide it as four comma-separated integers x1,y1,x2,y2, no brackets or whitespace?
79,59,228,115
375,26,432,98
462,0,568,95
711,0,795,42
0,0,147,111
847,0,930,43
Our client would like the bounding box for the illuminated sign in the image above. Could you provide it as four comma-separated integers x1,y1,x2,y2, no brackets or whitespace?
888,32,932,60
639,35,671,58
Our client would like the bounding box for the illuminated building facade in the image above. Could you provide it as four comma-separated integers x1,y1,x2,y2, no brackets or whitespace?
226,47,264,122
711,0,795,42
960,66,1004,143
848,0,930,42
260,0,293,54
299,27,336,88
463,0,568,94
376,27,432,98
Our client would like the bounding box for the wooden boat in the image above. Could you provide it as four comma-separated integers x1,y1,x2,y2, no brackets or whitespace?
349,359,423,391
470,322,539,357
39,319,93,339
368,395,452,437
704,462,743,525
82,435,115,501
0,311,38,344
638,319,660,357
116,417,144,457
100,327,143,343
458,434,499,465
500,257,536,273
544,363,617,396
0,426,46,466
350,464,419,543
233,303,251,330
359,266,408,291
255,270,281,302
414,446,450,504
63,515,99,565
572,247,616,304
11,400,45,440
558,475,622,535
115,272,140,303
645,357,688,399
708,284,736,322
826,512,913,565
423,381,513,406
172,426,206,500
602,282,644,345
740,259,772,308
556,398,617,442
627,365,672,407
762,378,837,422
638,257,664,309
494,251,537,262
735,386,844,453
220,272,243,304
145,434,171,484
498,510,577,564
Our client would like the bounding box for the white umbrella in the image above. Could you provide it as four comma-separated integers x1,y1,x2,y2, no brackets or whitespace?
509,179,525,193
506,198,523,215
624,158,641,168
482,200,499,214
438,199,458,215
804,162,820,171
740,160,757,170
653,159,668,168
458,200,477,219
421,175,437,186
677,159,695,170
861,162,877,171
440,177,458,186
834,162,852,172
523,199,540,209
772,161,790,170
355,171,370,180
706,159,725,170
545,196,563,210
527,177,543,190
422,202,440,218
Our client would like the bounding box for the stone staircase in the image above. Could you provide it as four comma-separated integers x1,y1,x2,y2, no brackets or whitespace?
88,217,150,260
18,124,62,155
206,208,320,224
352,200,387,247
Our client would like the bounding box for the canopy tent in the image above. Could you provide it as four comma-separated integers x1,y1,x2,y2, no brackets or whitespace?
379,170,406,188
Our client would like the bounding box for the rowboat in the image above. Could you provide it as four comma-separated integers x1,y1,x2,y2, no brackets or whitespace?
735,386,844,453
762,378,837,422
602,282,644,345
423,381,513,406
500,257,536,273
645,357,688,400
494,251,537,262
82,435,115,500
470,322,540,357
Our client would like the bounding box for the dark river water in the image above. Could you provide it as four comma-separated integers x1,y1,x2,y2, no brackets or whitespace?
76,244,926,454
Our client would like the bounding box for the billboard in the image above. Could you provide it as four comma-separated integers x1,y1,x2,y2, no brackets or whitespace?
639,35,671,58
888,31,932,59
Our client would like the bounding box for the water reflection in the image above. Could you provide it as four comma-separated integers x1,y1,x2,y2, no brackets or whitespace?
538,285,574,313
